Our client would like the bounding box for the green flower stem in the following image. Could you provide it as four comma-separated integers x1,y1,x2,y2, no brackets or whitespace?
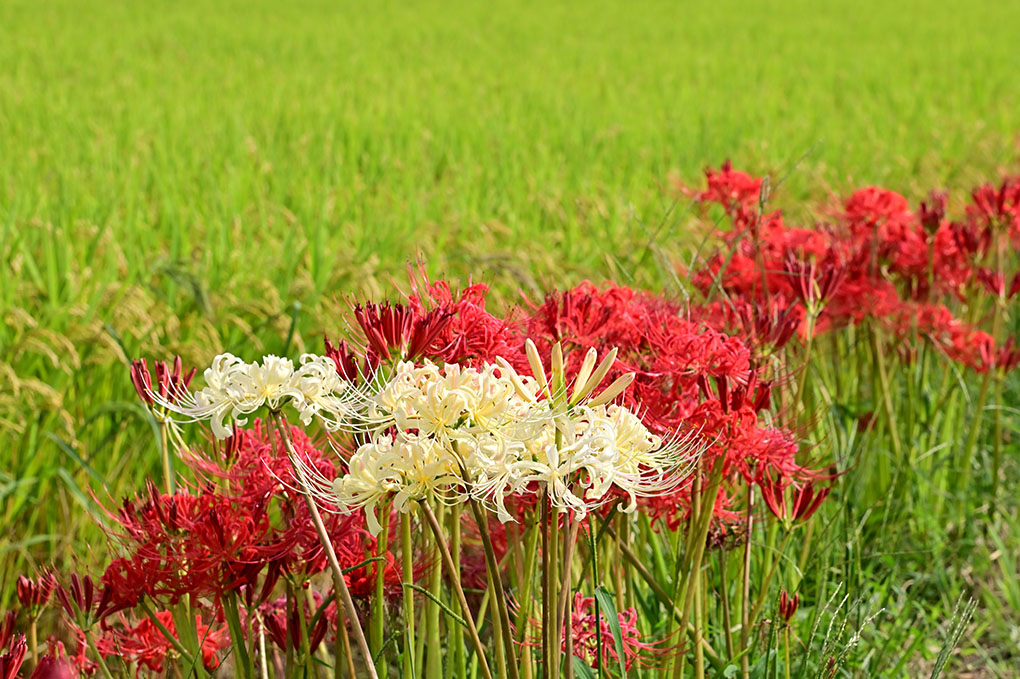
555,520,580,645
749,530,793,624
270,412,378,679
159,417,175,495
549,506,561,679
488,575,508,679
694,570,705,679
870,328,904,462
719,549,734,659
401,512,417,679
374,501,392,679
517,514,542,679
223,591,254,679
293,580,313,675
740,482,754,679
421,553,436,679
991,371,1004,497
586,517,603,679
541,494,553,679
452,505,469,679
671,460,721,679
419,500,494,679
784,625,792,679
468,497,519,679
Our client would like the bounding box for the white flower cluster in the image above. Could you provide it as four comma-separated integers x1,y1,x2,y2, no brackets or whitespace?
153,348,697,533
150,353,359,438
326,357,696,534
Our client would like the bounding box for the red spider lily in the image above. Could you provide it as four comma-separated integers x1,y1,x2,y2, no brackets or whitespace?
96,610,227,674
784,254,846,309
55,573,115,622
17,573,55,613
919,191,948,234
100,481,286,609
681,159,769,229
565,592,664,670
518,281,819,531
968,176,1020,240
259,594,332,654
130,356,196,406
758,471,831,524
406,272,520,366
778,590,799,624
722,299,802,352
102,421,403,614
25,648,77,679
349,301,455,363
0,613,27,679
330,273,516,375
324,335,378,382
684,163,1020,375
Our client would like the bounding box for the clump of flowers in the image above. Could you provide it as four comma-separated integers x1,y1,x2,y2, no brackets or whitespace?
148,353,367,438
316,341,697,535
19,166,1019,679
565,592,661,670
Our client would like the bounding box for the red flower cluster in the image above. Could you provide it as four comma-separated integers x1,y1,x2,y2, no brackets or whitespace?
326,266,518,379
515,281,819,530
101,421,400,612
0,613,28,679
564,593,661,670
95,611,226,675
686,162,1020,373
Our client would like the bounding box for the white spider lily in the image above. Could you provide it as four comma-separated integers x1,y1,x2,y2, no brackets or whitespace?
330,433,464,535
302,349,700,531
150,353,367,438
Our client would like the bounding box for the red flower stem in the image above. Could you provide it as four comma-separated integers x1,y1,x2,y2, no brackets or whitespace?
270,412,378,679
419,500,494,679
